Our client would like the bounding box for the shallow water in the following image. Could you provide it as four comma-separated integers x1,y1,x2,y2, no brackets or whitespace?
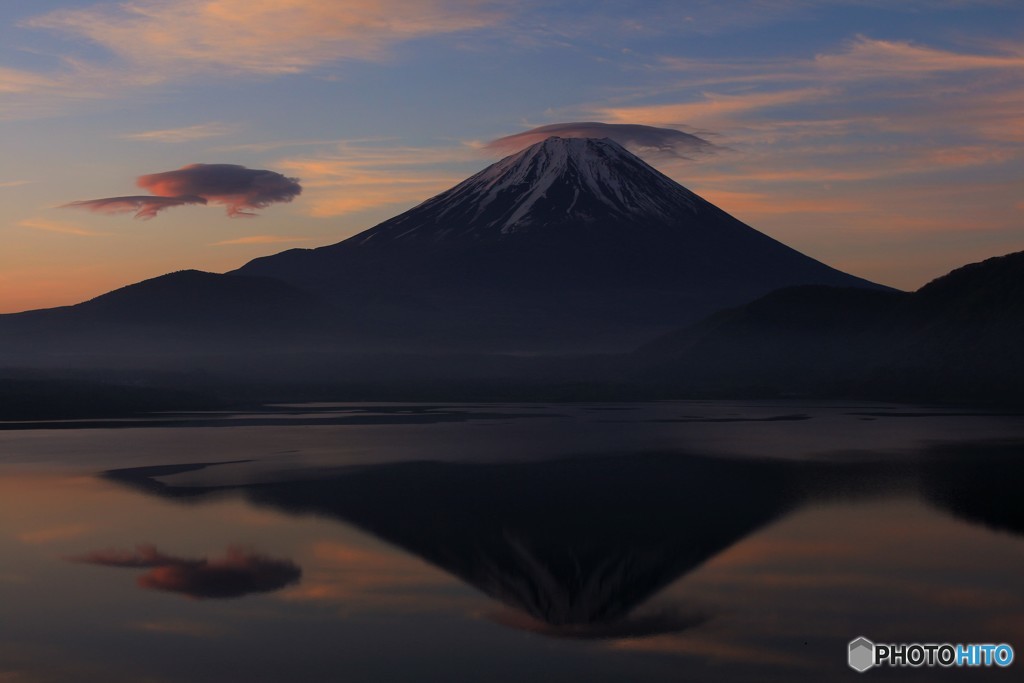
1,401,1022,682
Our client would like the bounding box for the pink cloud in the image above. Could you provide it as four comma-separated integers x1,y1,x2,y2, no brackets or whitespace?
137,164,301,217
28,0,502,76
62,163,301,219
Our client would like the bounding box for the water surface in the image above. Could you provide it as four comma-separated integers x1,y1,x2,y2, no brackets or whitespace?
1,401,1022,681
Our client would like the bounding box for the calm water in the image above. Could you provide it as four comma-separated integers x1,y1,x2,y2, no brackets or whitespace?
1,401,1023,682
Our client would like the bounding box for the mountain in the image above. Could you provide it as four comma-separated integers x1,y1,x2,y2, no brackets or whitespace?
236,136,881,351
104,453,802,637
0,270,344,362
102,445,1024,636
0,136,887,397
639,251,1024,403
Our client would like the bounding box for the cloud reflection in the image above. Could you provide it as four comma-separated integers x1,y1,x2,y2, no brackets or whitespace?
71,544,301,599
104,454,799,627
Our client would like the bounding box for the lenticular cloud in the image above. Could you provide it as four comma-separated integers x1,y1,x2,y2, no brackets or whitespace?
486,122,719,160
63,163,302,219
62,194,208,220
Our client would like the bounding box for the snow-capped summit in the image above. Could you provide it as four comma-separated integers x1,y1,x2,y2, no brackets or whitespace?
357,137,699,243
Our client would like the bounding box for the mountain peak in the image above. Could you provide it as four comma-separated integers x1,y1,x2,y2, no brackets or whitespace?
355,136,698,244
514,134,627,158
235,134,881,352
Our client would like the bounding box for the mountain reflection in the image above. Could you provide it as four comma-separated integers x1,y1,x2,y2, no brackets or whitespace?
102,443,1024,635
104,454,803,634
918,440,1024,536
70,544,302,599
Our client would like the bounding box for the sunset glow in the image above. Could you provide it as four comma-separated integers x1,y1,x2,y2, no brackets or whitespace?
1,1,1021,311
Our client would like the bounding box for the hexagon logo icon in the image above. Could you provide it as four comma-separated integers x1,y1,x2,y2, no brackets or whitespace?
849,637,875,672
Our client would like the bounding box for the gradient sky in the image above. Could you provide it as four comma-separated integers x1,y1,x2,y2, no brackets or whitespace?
1,1,1021,312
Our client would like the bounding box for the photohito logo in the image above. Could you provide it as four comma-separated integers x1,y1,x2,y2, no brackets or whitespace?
848,637,1014,672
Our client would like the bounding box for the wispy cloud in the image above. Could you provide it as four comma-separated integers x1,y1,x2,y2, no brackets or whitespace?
554,33,1024,290
0,1,505,119
607,36,1024,138
0,180,32,189
597,88,834,129
17,523,95,545
26,0,503,76
212,235,313,246
656,36,1024,83
122,122,237,143
0,66,59,94
0,40,178,116
133,620,225,638
277,140,476,217
62,195,208,220
18,217,107,237
814,36,1024,78
584,35,1024,192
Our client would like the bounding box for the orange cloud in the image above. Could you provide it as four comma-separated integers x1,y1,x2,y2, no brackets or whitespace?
815,36,1024,78
598,88,829,128
17,523,94,545
596,36,1024,149
211,235,313,246
674,144,1017,190
0,66,59,93
122,122,236,143
279,540,455,611
691,190,864,216
277,141,473,217
29,0,502,75
18,217,108,237
658,36,1024,85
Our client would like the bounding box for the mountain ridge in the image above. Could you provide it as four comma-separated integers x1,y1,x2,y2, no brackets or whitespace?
638,250,1024,403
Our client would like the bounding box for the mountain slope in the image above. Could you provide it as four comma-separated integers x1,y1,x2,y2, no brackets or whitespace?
639,251,1024,402
237,137,882,351
0,270,345,358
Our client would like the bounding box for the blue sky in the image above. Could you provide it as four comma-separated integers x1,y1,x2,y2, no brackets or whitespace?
1,1,1021,311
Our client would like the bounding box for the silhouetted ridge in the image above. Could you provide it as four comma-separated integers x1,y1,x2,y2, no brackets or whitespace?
0,270,345,359
641,250,1024,403
74,270,327,325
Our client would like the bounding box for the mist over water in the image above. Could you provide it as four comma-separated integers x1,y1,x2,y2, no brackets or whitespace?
1,401,1023,682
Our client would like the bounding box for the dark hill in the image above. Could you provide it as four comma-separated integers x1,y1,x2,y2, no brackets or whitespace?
0,270,345,359
639,251,1024,403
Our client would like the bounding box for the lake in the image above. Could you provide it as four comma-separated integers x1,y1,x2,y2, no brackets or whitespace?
1,401,1023,682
